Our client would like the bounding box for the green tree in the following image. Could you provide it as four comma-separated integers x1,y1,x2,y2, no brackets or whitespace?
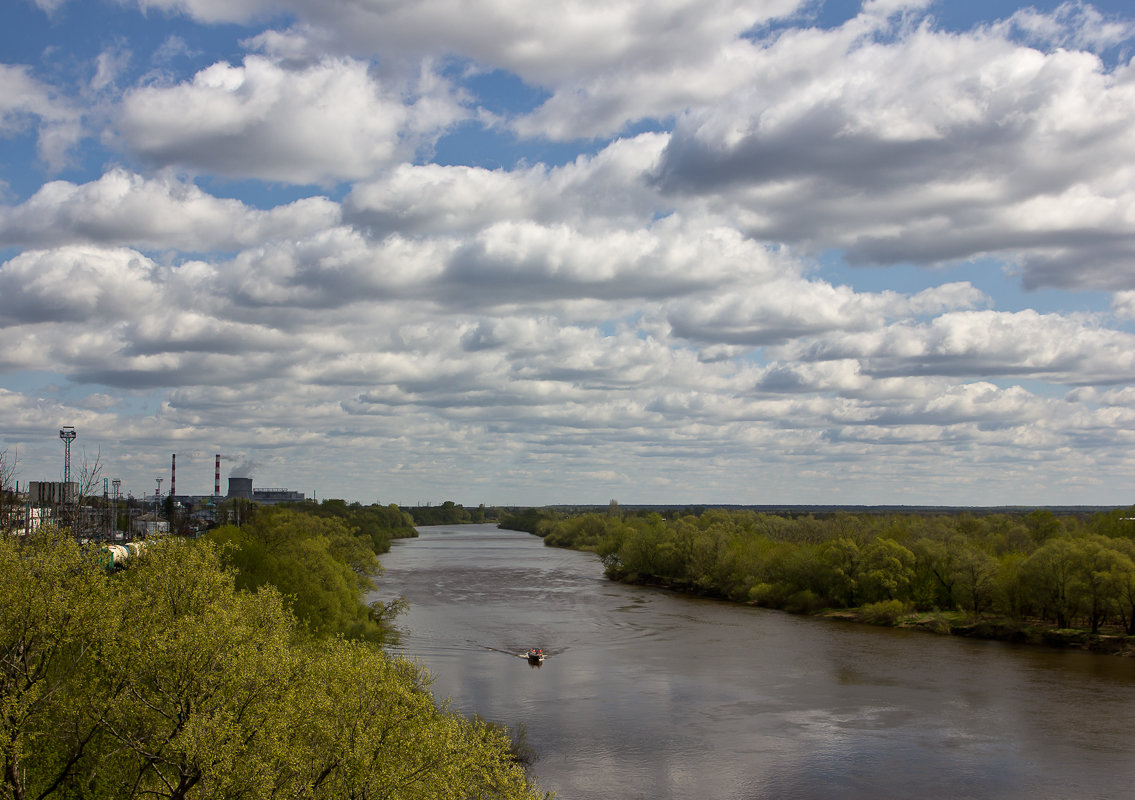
207,507,390,642
1105,538,1135,634
0,534,548,800
84,542,300,799
912,536,962,609
0,528,109,800
1022,538,1080,627
1066,536,1128,634
823,537,863,607
955,544,998,614
860,538,915,603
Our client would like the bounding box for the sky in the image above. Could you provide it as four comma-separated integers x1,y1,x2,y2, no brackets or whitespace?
2,0,1135,507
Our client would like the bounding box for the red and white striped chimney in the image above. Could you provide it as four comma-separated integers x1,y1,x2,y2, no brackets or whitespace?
215,454,221,497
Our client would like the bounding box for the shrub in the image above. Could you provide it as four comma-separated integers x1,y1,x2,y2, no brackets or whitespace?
860,599,908,626
783,589,826,615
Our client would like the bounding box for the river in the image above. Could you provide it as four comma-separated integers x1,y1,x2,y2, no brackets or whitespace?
371,523,1135,799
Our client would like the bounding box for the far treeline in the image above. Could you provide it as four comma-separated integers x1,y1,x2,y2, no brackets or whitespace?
500,505,1135,645
1,501,550,800
400,501,496,526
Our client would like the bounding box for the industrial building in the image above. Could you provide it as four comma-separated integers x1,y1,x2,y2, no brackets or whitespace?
225,476,304,505
4,437,306,540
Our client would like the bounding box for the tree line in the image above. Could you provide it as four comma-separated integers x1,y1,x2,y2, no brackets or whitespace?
1,507,549,799
504,506,1135,637
401,501,496,526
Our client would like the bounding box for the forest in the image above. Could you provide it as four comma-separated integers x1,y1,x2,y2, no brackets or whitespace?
0,503,550,800
401,501,492,527
501,506,1135,645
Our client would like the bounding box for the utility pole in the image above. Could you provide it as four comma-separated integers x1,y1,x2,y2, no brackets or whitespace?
112,479,121,541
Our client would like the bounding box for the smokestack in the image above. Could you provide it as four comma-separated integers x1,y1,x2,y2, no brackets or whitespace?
215,454,221,497
171,453,176,497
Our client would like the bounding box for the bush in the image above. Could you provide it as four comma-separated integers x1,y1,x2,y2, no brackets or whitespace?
783,589,826,615
860,599,908,626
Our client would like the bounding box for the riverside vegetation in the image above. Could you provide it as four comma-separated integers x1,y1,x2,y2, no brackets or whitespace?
0,501,550,800
501,506,1135,652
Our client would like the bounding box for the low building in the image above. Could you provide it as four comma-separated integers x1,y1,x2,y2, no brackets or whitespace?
225,477,303,505
28,481,78,505
252,488,305,505
132,514,170,537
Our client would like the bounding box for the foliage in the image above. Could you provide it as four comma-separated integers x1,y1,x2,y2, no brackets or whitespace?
0,530,549,800
207,505,398,642
859,599,909,626
403,500,475,526
285,498,417,552
499,508,560,535
528,505,1135,635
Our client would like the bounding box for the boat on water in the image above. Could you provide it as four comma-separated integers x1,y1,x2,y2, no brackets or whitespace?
526,648,545,664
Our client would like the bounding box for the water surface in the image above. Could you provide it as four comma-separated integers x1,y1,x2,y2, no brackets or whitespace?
373,524,1135,799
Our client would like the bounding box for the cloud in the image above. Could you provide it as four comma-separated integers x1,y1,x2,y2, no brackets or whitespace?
124,0,271,25
344,133,669,235
649,11,1135,290
143,0,804,78
92,45,132,92
665,280,987,346
1112,290,1135,318
0,168,341,250
202,209,785,316
0,64,82,170
117,55,467,183
0,245,161,325
438,218,779,307
117,0,809,140
781,309,1135,385
997,1,1135,52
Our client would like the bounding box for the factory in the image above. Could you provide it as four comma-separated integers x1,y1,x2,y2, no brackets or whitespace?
2,432,305,539
222,476,305,505
169,455,306,507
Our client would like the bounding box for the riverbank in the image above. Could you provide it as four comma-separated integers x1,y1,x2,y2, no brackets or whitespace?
618,571,1135,656
821,608,1135,655
501,506,1135,658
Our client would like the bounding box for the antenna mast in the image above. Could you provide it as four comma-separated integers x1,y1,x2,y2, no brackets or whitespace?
59,426,76,484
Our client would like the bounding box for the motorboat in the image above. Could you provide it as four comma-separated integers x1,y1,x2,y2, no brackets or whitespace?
526,648,545,664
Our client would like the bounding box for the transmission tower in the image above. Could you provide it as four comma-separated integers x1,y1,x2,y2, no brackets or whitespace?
59,426,76,484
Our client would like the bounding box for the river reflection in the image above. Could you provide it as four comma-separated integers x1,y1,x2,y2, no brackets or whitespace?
372,524,1135,800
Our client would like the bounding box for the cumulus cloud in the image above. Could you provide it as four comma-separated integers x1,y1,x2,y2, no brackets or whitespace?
782,309,1135,385
201,211,787,316
0,168,341,250
133,0,804,77
650,11,1135,290
666,280,987,346
115,0,809,140
345,133,669,234
117,55,467,182
0,245,160,325
439,218,780,307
